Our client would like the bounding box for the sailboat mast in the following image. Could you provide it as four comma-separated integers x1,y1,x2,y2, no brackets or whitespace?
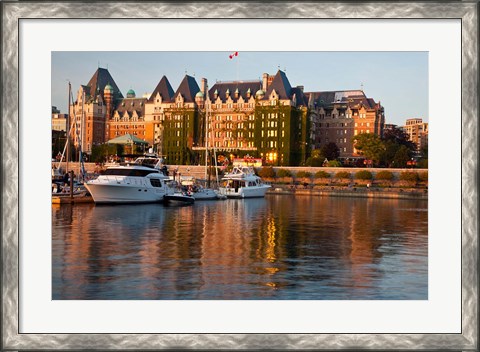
66,81,71,172
204,86,209,184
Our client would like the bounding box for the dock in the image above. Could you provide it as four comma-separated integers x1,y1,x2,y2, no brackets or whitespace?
52,196,94,204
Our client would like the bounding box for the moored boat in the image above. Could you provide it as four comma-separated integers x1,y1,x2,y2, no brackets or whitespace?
85,153,173,204
218,166,271,198
164,192,195,205
180,176,225,200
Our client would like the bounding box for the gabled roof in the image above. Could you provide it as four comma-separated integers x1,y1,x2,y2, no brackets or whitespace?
148,76,175,103
264,70,292,100
173,75,200,102
208,81,262,102
114,97,147,115
290,86,308,106
86,67,123,101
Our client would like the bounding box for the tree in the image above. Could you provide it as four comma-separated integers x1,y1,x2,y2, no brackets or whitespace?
393,145,411,168
352,133,385,165
320,142,340,160
383,126,416,151
305,149,324,166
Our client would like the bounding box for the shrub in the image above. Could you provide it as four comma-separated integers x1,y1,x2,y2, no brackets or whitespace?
335,171,351,179
258,166,275,178
314,170,331,179
375,170,394,181
305,157,323,167
355,170,373,180
417,158,428,169
296,171,312,178
399,171,419,182
277,169,292,178
418,172,428,182
327,160,342,167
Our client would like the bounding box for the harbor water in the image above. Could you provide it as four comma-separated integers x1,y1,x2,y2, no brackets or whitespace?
52,196,428,300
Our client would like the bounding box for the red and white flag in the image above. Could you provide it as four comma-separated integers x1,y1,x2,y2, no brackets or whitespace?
229,51,238,59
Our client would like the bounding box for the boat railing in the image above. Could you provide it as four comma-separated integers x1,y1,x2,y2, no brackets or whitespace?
95,175,145,186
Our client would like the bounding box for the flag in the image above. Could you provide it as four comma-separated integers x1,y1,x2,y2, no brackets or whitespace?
229,51,238,59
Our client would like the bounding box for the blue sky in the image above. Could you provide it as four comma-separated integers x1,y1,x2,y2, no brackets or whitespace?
52,51,428,125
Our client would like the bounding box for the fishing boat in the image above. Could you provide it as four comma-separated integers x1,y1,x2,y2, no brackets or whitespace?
85,153,174,204
218,166,271,198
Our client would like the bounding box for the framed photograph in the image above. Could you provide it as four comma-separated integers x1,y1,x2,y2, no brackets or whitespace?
2,1,477,350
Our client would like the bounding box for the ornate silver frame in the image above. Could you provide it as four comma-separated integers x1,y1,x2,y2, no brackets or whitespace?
2,1,477,350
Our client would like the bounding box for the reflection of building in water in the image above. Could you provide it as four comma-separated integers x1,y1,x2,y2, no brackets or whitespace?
53,197,428,299
347,199,382,291
345,198,428,295
197,200,260,298
53,204,167,299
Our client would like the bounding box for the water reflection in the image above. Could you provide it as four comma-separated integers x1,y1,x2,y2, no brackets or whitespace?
52,197,428,300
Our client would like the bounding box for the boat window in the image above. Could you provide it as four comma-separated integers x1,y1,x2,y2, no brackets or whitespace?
104,168,158,177
150,179,162,187
134,158,159,168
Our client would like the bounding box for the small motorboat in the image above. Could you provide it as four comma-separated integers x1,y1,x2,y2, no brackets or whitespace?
164,192,195,205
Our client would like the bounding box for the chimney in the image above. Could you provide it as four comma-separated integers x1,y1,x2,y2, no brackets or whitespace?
262,73,269,91
297,85,304,92
201,78,208,95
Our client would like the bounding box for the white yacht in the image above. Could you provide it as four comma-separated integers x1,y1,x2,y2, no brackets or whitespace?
85,153,174,204
218,167,271,198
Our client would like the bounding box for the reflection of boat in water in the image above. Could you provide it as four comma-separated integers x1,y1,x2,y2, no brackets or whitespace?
85,153,174,204
219,167,271,198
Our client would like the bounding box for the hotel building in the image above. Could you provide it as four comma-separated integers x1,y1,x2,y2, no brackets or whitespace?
67,67,385,165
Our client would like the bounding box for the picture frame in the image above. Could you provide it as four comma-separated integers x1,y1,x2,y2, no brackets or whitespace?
2,1,477,350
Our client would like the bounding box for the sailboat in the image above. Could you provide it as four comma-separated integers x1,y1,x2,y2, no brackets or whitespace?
52,82,88,198
185,93,225,200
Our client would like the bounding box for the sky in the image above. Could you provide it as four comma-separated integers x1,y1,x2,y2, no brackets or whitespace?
52,51,428,126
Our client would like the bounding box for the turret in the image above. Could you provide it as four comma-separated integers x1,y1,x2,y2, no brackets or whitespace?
104,83,114,118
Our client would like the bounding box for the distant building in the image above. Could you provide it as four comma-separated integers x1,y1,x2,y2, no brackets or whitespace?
307,90,385,157
402,118,428,151
70,68,123,154
107,88,148,146
52,107,68,132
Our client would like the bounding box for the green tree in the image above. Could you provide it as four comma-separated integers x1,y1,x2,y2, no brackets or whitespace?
320,142,340,160
383,126,416,151
393,145,411,168
305,149,324,166
352,133,385,165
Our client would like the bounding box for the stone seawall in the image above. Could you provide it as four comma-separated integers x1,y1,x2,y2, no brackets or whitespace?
267,186,427,200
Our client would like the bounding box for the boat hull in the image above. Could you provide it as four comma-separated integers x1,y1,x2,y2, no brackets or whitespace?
85,183,169,204
192,188,221,200
164,194,195,204
219,185,271,198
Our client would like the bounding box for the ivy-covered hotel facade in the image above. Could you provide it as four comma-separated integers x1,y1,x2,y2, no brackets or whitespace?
67,68,384,166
